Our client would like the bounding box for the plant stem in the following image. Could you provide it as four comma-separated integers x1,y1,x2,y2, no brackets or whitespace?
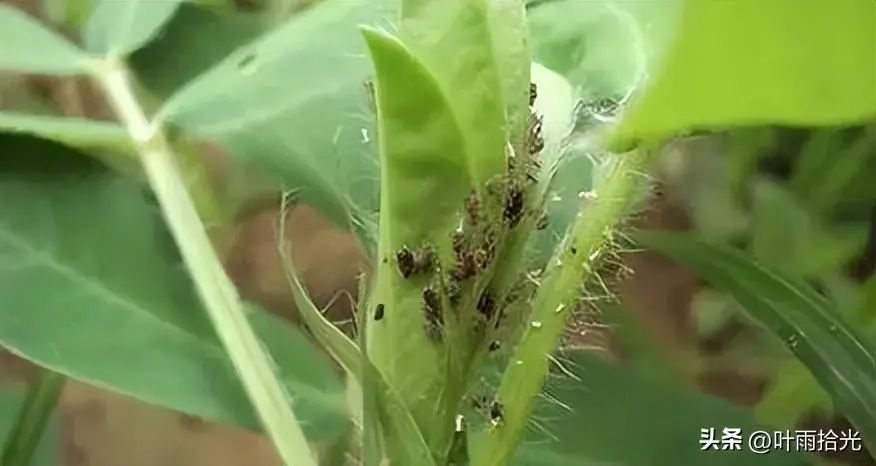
471,149,652,466
91,59,317,466
1,370,64,466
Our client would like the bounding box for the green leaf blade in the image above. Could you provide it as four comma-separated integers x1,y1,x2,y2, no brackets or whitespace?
84,0,182,56
613,0,876,148
399,0,526,187
510,351,811,466
638,231,876,452
0,4,92,74
0,140,346,440
0,112,131,152
362,27,472,458
159,1,393,241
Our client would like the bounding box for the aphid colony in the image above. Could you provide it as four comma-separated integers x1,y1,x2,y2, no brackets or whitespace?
376,81,547,346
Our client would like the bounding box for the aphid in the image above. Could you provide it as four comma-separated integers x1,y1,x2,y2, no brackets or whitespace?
489,400,505,427
527,113,545,155
473,247,492,271
396,246,416,278
536,212,549,230
374,303,385,321
457,254,478,280
503,185,525,228
570,246,578,255
237,52,256,71
364,79,377,114
452,230,466,254
488,341,501,352
476,290,496,320
529,82,537,107
396,244,435,278
471,395,488,410
413,244,436,273
423,287,443,341
446,278,462,305
464,191,481,225
493,308,506,329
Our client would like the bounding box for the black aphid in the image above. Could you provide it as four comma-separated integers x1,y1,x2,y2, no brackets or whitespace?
570,246,578,255
473,247,491,271
374,303,385,321
536,213,549,230
423,287,443,341
237,52,256,70
465,191,481,225
476,291,496,320
489,400,505,426
529,82,537,107
396,246,415,278
527,113,545,155
414,245,436,273
503,186,525,228
446,278,462,306
452,231,466,255
488,341,501,352
396,244,435,278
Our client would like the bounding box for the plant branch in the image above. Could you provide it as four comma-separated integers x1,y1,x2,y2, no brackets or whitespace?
1,370,64,466
471,149,653,466
91,59,317,466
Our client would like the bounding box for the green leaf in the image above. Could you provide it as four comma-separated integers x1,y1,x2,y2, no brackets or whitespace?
130,3,265,97
84,0,182,56
671,147,749,243
524,62,588,263
0,112,130,153
0,4,93,74
278,196,361,378
511,351,810,466
1,371,64,466
159,1,392,242
750,179,868,278
363,28,470,241
361,27,471,458
278,208,437,466
0,386,58,466
638,231,876,452
613,0,876,148
0,136,346,440
399,0,528,186
757,360,832,427
495,62,578,290
527,0,679,99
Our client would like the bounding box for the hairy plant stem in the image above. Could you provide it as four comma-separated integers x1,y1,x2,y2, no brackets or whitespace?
91,59,316,466
0,370,64,466
471,149,653,466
